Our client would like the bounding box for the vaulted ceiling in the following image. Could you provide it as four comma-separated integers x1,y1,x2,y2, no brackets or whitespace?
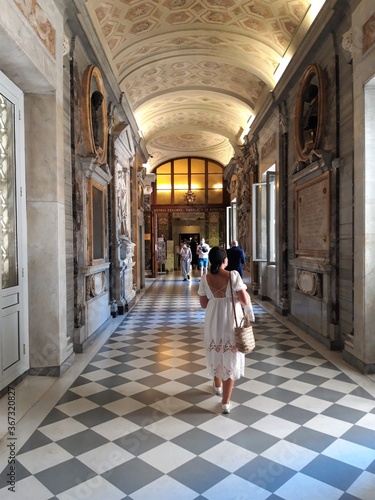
84,0,315,170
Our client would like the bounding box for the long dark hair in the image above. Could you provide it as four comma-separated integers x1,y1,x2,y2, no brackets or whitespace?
208,246,226,274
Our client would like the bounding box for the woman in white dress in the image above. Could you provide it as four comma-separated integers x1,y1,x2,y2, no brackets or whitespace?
198,246,254,414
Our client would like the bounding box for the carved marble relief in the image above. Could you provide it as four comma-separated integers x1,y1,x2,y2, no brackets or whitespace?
119,237,135,263
111,126,137,310
117,165,130,238
295,270,322,298
86,271,107,299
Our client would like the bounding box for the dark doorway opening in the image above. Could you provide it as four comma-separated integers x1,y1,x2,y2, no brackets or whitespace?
179,233,200,245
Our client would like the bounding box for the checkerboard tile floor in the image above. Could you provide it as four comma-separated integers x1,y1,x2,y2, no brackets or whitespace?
1,275,375,499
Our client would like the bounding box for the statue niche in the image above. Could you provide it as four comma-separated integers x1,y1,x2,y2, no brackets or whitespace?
301,83,318,155
91,90,103,147
81,65,108,164
294,64,325,162
117,167,130,238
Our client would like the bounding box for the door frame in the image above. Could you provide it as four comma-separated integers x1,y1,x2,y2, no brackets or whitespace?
0,71,29,392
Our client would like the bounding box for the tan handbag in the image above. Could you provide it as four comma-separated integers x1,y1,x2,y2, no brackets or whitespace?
229,272,255,354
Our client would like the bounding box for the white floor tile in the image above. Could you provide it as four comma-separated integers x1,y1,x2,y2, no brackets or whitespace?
269,367,303,378
289,395,333,413
150,396,193,416
92,416,141,440
356,413,375,431
303,414,353,437
130,475,198,500
261,440,318,471
56,397,98,416
320,379,358,394
243,395,286,413
278,379,316,394
39,417,87,441
17,443,73,474
236,379,274,395
0,475,53,500
307,366,342,379
346,471,375,500
77,442,133,473
336,394,375,412
274,472,343,500
69,381,107,397
57,476,125,500
251,415,300,438
90,358,121,369
82,369,117,382
203,474,271,500
139,441,195,473
144,415,193,440
104,396,145,416
198,415,247,439
155,381,192,395
201,441,257,472
322,438,375,469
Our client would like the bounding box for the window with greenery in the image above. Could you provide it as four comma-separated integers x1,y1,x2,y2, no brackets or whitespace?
155,158,223,205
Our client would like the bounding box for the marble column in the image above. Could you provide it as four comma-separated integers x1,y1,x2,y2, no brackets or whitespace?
349,3,375,373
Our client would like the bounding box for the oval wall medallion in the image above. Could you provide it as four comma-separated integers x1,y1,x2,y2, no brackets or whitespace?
294,64,325,162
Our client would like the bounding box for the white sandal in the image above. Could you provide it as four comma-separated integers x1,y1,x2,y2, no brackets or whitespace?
213,382,222,396
222,403,231,414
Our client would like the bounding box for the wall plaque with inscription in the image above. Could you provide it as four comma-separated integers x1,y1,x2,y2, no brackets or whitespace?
295,172,330,257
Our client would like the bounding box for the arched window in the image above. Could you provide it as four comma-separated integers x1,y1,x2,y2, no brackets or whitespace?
155,157,223,205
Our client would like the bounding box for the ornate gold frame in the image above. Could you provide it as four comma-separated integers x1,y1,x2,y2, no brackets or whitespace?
81,65,108,164
294,64,325,162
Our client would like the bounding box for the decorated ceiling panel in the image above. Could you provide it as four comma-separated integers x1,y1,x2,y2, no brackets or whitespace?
86,0,313,169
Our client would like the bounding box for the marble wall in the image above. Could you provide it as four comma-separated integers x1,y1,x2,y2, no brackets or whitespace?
0,1,73,375
350,2,375,372
232,1,375,373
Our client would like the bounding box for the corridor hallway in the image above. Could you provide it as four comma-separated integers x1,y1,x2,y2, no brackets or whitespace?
1,274,375,499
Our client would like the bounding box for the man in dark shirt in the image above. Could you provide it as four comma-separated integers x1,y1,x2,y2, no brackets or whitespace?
190,236,198,269
226,240,246,278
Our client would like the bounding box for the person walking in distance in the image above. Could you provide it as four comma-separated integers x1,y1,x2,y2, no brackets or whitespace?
190,236,198,270
180,243,192,281
226,240,246,278
197,238,210,280
198,246,255,414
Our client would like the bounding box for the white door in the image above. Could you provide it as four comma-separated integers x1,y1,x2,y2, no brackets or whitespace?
0,71,28,392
